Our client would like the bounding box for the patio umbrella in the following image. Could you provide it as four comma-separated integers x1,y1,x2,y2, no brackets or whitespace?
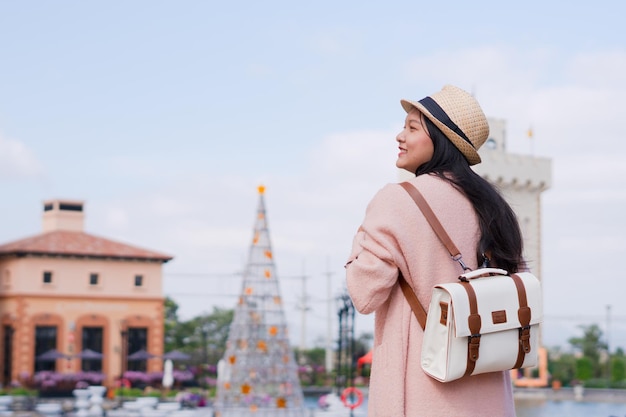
74,349,104,359
127,349,157,361
36,349,69,361
162,359,174,389
162,350,191,361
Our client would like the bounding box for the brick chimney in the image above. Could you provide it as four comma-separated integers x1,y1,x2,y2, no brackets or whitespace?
42,199,85,233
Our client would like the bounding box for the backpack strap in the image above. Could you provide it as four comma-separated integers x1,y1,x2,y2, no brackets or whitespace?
397,181,471,331
511,273,532,368
398,272,427,330
399,182,471,272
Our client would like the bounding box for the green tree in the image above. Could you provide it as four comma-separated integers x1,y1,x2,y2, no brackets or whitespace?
568,324,607,378
299,347,326,367
164,297,183,352
185,307,234,365
549,352,577,386
611,356,626,384
575,357,594,381
296,347,327,386
163,298,234,365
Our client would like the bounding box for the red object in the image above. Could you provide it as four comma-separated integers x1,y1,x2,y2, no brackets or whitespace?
356,350,373,370
114,378,131,389
341,387,364,409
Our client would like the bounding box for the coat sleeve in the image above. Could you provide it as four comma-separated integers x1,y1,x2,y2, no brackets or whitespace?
345,185,404,315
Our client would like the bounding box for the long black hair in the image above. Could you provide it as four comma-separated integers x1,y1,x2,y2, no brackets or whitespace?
415,117,525,273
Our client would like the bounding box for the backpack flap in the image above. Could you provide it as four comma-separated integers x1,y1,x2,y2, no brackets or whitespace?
435,271,542,338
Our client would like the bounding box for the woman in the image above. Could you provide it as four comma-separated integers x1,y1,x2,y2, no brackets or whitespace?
345,85,523,416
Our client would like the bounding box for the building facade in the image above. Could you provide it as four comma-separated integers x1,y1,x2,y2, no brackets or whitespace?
0,200,172,387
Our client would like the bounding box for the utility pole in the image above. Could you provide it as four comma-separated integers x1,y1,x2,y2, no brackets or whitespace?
606,304,612,382
325,258,334,375
297,260,310,354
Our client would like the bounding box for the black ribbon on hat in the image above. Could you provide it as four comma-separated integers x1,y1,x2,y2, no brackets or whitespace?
419,96,474,149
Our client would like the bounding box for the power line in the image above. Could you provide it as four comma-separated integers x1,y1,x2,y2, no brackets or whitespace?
165,273,310,280
544,315,626,322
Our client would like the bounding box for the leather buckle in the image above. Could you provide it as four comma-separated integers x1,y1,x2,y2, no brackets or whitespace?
468,334,481,362
519,325,531,353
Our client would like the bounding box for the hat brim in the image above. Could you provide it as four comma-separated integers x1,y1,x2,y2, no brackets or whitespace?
400,99,481,165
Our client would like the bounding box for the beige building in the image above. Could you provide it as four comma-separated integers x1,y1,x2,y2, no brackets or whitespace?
0,200,172,388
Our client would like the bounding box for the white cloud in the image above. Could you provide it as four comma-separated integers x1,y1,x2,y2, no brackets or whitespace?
566,49,626,88
0,134,43,179
555,153,626,183
558,235,626,255
404,46,548,98
102,206,130,231
402,46,626,161
309,128,398,179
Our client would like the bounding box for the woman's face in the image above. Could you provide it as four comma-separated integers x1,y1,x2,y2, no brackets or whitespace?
396,109,434,173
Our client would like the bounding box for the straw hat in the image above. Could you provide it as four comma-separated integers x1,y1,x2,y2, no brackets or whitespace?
400,85,489,165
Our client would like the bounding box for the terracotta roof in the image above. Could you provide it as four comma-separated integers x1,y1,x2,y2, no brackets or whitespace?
0,230,173,262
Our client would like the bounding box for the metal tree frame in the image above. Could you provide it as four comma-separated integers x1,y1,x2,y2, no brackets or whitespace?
214,186,305,417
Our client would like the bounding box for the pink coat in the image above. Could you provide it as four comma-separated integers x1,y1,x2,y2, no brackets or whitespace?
346,175,515,417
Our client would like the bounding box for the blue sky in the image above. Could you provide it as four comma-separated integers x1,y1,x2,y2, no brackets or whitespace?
1,0,625,351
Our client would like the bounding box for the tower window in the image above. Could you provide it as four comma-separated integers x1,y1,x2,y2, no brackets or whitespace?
43,271,53,284
59,203,83,212
89,273,99,286
134,275,143,287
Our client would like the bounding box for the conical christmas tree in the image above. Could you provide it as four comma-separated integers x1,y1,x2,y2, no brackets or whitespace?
214,185,306,417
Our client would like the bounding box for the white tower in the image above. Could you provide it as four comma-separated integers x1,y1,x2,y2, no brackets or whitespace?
474,118,552,277
474,118,552,387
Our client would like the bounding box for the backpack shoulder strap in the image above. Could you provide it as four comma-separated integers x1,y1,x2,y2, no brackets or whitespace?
397,182,468,330
399,182,471,271
398,272,427,330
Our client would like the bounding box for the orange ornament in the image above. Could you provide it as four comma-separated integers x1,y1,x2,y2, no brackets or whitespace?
264,250,272,259
264,269,272,278
229,355,236,365
269,326,278,336
276,397,287,408
241,383,251,394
